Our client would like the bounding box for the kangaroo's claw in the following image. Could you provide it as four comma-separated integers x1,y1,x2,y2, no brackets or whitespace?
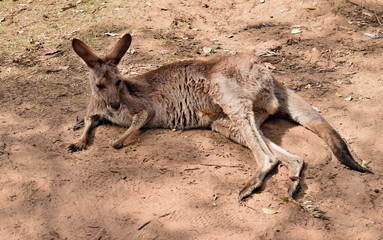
68,144,80,153
68,142,86,153
239,186,255,201
287,177,300,197
70,118,85,131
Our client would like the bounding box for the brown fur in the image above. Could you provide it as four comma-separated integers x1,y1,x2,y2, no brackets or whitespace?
69,34,371,200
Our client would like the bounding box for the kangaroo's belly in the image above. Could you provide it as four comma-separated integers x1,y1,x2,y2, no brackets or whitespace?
149,97,224,130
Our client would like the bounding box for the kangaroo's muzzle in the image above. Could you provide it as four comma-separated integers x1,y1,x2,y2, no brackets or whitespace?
108,103,121,111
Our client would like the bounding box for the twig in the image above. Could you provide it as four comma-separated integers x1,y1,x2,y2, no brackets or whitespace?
183,167,200,171
138,220,151,230
88,226,100,229
200,163,245,168
239,201,258,211
159,212,172,218
347,0,383,28
374,10,383,28
347,0,370,10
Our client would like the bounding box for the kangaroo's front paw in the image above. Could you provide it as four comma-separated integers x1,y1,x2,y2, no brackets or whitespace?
68,142,86,153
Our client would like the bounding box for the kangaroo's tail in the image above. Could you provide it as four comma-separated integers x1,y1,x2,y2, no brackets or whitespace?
273,80,372,174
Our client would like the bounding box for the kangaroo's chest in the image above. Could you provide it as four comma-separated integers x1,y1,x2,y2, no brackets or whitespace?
103,107,133,127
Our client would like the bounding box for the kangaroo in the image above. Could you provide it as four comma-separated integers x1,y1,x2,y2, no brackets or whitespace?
69,34,372,200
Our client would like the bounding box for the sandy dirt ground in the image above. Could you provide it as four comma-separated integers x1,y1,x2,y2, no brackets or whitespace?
0,0,382,239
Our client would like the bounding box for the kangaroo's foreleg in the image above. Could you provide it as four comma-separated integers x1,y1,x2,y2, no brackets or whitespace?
110,110,150,149
68,115,101,152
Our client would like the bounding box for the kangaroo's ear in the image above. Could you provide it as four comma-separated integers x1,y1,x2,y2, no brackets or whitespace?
105,34,132,65
72,39,102,68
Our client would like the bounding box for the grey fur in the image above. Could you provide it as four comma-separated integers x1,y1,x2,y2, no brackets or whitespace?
69,34,371,200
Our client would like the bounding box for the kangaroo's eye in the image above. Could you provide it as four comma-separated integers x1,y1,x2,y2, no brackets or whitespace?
116,79,121,86
96,84,105,89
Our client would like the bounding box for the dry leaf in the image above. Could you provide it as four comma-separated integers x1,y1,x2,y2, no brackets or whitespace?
291,29,302,34
300,201,324,218
312,106,321,112
104,32,119,36
363,29,383,39
43,47,63,55
263,62,275,70
335,92,343,97
344,95,352,101
262,207,277,214
203,47,212,53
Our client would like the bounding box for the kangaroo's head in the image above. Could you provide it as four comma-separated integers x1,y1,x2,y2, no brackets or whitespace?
72,34,132,112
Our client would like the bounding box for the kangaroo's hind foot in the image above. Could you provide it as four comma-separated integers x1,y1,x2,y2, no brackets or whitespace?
238,156,280,200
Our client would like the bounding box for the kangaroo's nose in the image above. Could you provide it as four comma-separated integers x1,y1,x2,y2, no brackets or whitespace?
110,103,120,110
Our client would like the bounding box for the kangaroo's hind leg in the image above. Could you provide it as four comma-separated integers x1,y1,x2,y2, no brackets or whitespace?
254,107,304,196
211,97,279,200
212,108,304,197
211,108,271,147
263,139,303,196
